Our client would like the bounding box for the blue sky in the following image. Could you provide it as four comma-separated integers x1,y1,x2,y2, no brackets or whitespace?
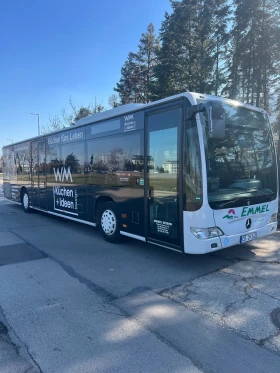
0,0,172,154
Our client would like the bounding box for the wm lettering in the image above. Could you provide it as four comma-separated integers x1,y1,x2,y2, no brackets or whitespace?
53,167,73,183
124,114,134,121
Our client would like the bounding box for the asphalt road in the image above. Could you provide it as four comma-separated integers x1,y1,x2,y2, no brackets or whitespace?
0,181,280,373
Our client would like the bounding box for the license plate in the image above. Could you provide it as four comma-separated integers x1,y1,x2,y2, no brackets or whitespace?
240,232,257,244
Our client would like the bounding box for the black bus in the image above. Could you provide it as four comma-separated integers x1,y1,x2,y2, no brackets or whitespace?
2,92,278,254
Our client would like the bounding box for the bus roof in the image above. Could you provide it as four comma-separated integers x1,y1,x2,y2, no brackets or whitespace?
75,92,196,127
60,92,267,128
2,92,267,149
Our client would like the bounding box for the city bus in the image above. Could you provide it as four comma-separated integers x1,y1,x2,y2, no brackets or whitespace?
2,92,278,254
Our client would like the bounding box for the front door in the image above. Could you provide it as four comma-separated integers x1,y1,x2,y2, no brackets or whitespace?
31,140,47,210
146,106,182,248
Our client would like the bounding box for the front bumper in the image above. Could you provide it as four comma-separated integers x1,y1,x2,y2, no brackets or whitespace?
220,222,278,249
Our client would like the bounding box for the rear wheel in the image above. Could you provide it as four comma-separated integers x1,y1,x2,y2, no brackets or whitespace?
22,190,31,213
99,202,120,243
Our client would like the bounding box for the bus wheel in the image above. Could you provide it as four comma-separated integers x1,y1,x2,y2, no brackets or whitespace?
22,190,31,213
100,202,120,243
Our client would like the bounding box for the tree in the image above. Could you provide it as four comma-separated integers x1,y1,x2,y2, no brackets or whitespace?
46,158,62,174
64,153,80,173
135,23,160,102
42,97,105,133
91,98,105,116
273,93,280,216
114,23,160,104
108,94,120,108
273,93,280,164
224,0,280,110
212,0,231,96
72,107,92,123
114,52,140,104
109,148,124,170
0,155,3,172
154,0,231,99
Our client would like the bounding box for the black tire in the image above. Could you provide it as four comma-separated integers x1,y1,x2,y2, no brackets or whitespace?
99,202,120,243
22,190,31,213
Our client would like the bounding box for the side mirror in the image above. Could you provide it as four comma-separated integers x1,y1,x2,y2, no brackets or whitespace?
187,100,226,139
206,101,225,139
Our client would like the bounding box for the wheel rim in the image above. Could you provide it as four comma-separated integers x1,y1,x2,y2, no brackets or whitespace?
101,209,117,236
23,193,29,209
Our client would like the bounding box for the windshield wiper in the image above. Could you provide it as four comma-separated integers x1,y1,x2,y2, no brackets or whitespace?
248,188,275,201
216,197,249,210
214,189,275,210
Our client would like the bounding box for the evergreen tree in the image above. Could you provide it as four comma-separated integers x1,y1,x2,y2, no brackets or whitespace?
136,23,160,102
273,92,280,164
155,0,230,99
114,52,141,104
212,0,231,95
225,0,280,110
114,23,160,104
65,153,80,173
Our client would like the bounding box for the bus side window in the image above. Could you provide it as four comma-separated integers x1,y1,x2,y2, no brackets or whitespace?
87,132,143,187
61,142,86,182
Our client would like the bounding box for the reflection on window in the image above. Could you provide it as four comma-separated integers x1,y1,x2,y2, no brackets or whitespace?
148,127,179,241
31,142,46,178
184,122,203,211
46,144,62,175
87,133,142,186
3,147,17,180
200,102,277,209
46,143,85,183
61,143,85,174
149,127,178,185
14,143,30,181
147,108,181,244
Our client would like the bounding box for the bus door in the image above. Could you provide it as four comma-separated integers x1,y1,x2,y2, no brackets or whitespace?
145,105,183,250
31,140,47,210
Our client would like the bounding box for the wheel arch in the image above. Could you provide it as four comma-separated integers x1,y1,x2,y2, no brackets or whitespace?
95,196,115,225
20,186,28,202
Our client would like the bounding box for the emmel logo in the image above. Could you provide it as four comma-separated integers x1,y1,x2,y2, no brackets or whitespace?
223,209,236,220
222,203,270,220
241,204,269,216
53,167,73,183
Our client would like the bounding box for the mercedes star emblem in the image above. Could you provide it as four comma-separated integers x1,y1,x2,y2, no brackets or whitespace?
246,218,252,229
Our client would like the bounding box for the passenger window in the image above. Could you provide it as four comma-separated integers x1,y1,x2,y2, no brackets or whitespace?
87,132,143,186
61,142,86,183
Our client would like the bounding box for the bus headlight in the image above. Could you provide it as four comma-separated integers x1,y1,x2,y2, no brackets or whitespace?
190,227,223,239
268,213,277,224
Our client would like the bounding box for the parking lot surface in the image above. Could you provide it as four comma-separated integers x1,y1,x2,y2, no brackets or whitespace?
0,180,279,373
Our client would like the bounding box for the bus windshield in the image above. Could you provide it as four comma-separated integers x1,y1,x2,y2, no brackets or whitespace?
199,101,278,209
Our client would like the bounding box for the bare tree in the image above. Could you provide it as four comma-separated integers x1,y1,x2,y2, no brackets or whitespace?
42,96,105,134
108,94,120,108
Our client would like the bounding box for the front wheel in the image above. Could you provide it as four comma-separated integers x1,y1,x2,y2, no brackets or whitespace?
22,190,31,213
99,202,120,243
